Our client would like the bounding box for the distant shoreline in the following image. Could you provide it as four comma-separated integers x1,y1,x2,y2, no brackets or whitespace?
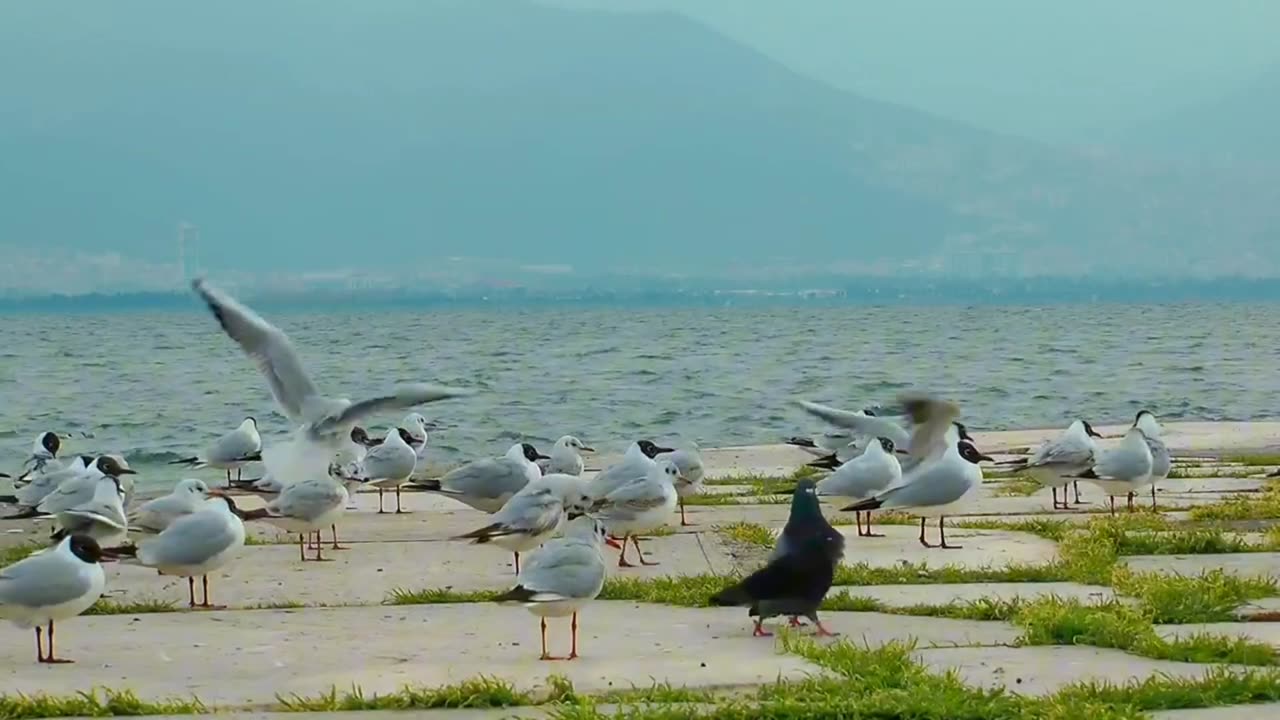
6,277,1280,313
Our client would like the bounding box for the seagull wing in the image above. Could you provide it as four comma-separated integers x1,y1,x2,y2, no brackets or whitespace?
192,278,318,424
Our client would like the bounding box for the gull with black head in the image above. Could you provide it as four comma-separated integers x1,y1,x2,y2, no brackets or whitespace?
0,534,106,664
412,442,549,513
839,394,993,549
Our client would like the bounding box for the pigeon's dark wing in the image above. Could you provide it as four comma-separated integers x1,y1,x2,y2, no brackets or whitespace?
712,542,837,610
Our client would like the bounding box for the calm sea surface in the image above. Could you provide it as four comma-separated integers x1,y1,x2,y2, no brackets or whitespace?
1,303,1276,489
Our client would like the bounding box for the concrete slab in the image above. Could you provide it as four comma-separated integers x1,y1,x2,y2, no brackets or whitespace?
1156,622,1280,647
1124,553,1280,581
794,612,1018,648
917,645,1258,696
0,603,826,707
1235,597,1280,621
837,582,1115,607
833,525,1060,570
103,533,729,610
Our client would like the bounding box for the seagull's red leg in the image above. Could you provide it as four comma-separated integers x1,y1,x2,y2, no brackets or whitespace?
633,535,660,566
514,552,521,574
188,576,197,607
35,627,45,663
918,517,936,548
939,518,962,549
43,621,72,663
864,511,883,537
568,612,579,660
617,535,634,567
538,617,561,660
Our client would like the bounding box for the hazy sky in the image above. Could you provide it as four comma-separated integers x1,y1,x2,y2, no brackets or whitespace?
2,0,1277,293
554,0,1280,142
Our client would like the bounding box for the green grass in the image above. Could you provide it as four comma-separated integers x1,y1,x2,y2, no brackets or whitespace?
385,586,499,605
0,690,206,719
276,676,536,711
84,597,181,615
1189,491,1280,521
1114,568,1276,624
987,474,1043,497
0,541,44,569
1015,596,1277,665
1228,454,1280,467
715,521,775,547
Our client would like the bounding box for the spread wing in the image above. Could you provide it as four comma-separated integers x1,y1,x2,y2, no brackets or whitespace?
192,278,318,424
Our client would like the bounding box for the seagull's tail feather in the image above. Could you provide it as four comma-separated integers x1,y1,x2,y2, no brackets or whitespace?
709,582,753,607
168,456,203,468
492,585,537,604
1075,468,1100,480
841,496,884,513
806,454,841,470
241,451,263,464
786,437,818,449
408,479,443,492
0,494,18,504
99,543,138,560
452,523,518,545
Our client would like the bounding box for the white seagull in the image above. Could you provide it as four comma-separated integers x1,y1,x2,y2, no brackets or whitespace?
169,417,263,484
493,514,608,661
0,534,106,664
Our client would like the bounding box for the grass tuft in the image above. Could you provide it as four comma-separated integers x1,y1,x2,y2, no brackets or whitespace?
276,676,531,711
84,597,181,615
0,689,205,718
1015,596,1277,665
384,587,498,605
715,521,775,548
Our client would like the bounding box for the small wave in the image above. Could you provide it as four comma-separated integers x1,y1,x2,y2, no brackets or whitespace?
121,449,198,464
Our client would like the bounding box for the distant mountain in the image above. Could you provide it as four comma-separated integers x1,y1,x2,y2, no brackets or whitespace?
1121,66,1280,165
1,0,1277,282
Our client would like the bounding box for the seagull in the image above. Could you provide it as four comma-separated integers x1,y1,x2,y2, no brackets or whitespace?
997,420,1102,510
0,455,93,516
113,493,246,609
241,473,349,561
493,514,608,661
712,479,844,637
399,413,436,462
1076,426,1154,514
844,438,992,549
0,534,106,664
543,435,594,477
190,278,472,449
358,427,418,514
786,428,857,458
14,431,62,482
814,437,901,537
589,440,675,500
412,443,549,513
128,478,213,534
793,402,912,450
804,438,872,471
838,393,992,549
656,445,705,526
797,398,975,474
593,458,680,567
37,455,137,519
50,475,130,547
1131,411,1170,511
453,474,594,573
169,417,263,485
